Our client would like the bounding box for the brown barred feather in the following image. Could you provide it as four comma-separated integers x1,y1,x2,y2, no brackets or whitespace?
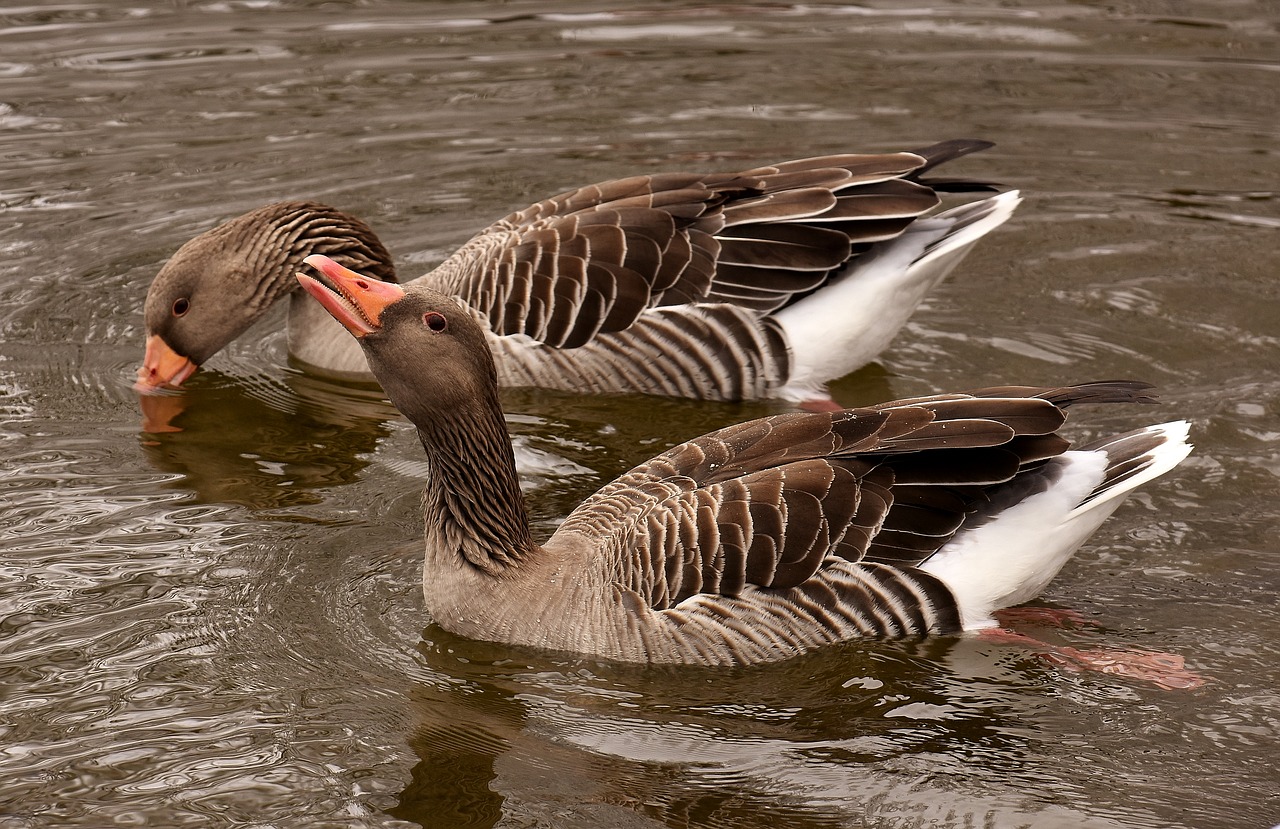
425,142,997,349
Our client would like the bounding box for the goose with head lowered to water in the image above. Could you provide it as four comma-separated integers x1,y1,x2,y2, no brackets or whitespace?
137,140,1017,410
295,253,1198,680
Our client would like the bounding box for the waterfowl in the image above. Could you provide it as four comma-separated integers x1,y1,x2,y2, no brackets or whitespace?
138,140,1019,408
295,253,1193,666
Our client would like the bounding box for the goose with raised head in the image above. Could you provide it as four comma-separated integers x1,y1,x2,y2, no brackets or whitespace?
295,253,1194,667
137,140,1018,409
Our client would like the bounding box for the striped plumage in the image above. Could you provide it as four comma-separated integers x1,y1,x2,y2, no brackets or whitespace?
294,254,1193,666
138,140,1017,406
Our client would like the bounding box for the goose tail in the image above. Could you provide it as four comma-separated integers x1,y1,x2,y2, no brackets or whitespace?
920,420,1192,629
774,190,1022,404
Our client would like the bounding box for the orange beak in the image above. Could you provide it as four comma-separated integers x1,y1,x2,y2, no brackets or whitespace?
135,334,198,393
296,254,406,337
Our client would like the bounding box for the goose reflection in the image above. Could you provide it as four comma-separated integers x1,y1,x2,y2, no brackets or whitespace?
136,369,398,508
388,626,1136,829
131,370,648,512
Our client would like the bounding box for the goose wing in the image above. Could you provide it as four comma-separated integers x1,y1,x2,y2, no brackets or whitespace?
423,141,996,349
554,382,1156,611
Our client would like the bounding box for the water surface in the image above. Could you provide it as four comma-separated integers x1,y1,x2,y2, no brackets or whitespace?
1,2,1277,827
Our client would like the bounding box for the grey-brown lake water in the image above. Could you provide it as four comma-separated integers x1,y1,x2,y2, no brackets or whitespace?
2,1,1277,827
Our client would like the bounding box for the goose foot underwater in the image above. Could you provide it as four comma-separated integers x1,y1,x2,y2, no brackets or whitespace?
985,611,1205,690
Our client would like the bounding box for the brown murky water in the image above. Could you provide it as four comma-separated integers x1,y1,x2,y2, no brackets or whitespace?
2,2,1277,827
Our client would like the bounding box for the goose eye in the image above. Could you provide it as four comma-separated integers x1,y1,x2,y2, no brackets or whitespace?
423,312,448,332
172,298,190,317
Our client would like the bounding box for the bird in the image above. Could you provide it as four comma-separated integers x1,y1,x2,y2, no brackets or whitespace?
137,139,1019,410
292,252,1193,666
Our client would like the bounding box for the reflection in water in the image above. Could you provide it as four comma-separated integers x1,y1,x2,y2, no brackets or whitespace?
1,0,1278,827
392,639,523,828
394,630,1161,828
136,370,397,508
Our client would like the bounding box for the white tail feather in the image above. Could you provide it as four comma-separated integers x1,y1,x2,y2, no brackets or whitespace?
774,190,1022,402
920,420,1192,629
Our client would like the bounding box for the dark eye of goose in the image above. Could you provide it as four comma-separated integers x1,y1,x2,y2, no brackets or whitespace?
172,298,190,317
423,312,448,332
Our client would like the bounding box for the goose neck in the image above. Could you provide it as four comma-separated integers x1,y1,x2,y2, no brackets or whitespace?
417,400,535,576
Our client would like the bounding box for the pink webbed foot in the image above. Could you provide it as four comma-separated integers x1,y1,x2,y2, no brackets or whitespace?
978,627,1206,691
1039,645,1206,690
799,397,845,413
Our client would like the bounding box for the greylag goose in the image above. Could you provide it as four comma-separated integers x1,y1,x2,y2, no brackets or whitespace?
138,140,1019,409
295,253,1193,666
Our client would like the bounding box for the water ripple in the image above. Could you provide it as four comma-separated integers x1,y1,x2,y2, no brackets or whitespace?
2,1,1277,826
60,44,291,72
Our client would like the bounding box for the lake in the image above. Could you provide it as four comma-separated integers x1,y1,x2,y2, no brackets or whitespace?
1,1,1277,827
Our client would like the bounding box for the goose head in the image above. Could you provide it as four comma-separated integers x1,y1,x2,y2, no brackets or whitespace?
135,202,394,393
295,254,500,422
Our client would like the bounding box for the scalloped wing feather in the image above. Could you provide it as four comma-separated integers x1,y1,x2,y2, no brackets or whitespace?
552,385,1144,614
422,143,999,348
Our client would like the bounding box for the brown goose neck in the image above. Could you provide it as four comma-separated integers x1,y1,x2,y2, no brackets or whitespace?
415,395,535,575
